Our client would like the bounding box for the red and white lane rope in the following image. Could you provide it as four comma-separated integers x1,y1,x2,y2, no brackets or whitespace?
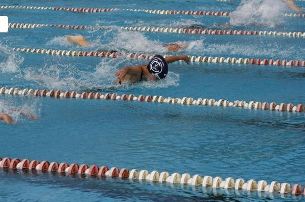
8,22,305,39
0,86,304,113
0,5,115,13
0,157,304,197
0,5,304,18
12,47,305,68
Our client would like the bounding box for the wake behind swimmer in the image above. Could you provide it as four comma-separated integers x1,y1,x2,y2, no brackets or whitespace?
230,0,302,27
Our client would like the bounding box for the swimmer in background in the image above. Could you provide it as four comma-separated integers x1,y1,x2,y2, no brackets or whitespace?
67,35,90,47
283,0,302,12
0,108,37,124
115,54,190,84
222,0,302,13
66,35,188,52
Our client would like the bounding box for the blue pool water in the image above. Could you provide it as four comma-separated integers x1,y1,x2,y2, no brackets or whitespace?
1,0,305,201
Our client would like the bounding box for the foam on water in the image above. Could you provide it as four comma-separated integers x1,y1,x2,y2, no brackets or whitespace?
107,31,167,53
139,71,180,89
23,63,99,91
185,40,205,52
230,0,288,27
46,36,73,47
169,19,205,28
0,44,23,73
201,42,300,58
0,99,39,123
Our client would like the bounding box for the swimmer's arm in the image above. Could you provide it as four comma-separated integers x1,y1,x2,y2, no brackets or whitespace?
284,0,302,12
115,65,143,83
0,113,14,124
164,55,190,64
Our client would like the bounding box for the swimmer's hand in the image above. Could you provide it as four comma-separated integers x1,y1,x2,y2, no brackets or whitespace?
284,0,302,13
182,55,190,64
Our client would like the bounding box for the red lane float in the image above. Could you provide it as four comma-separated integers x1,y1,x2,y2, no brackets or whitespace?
65,164,79,175
9,158,20,169
0,157,304,198
11,47,305,69
8,22,305,39
78,164,89,175
85,165,99,177
58,163,68,174
48,162,59,172
0,86,304,114
17,159,30,170
29,160,39,170
36,161,50,172
98,166,109,177
0,158,10,168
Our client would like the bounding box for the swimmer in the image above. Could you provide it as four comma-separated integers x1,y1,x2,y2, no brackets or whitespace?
163,43,188,52
115,54,189,84
283,0,302,12
66,35,188,52
66,35,90,47
0,108,37,124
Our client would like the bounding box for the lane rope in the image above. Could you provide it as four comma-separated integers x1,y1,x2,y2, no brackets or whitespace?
8,22,305,39
0,5,115,12
0,157,304,197
12,47,305,68
0,86,304,113
1,5,304,18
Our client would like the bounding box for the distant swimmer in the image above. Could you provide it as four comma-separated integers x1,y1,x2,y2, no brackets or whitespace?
66,35,188,52
0,106,37,125
115,55,189,84
163,43,188,52
283,0,302,12
66,35,90,47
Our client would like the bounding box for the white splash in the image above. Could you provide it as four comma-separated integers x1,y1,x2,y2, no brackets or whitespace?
230,0,288,27
202,43,297,58
23,59,121,91
46,36,73,47
185,40,205,52
0,44,23,73
139,71,180,89
0,100,38,122
107,31,167,53
23,64,93,90
169,19,205,28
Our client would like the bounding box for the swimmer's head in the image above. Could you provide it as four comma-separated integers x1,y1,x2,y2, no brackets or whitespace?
147,55,168,80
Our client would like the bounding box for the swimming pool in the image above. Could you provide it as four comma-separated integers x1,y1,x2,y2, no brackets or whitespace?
1,0,305,201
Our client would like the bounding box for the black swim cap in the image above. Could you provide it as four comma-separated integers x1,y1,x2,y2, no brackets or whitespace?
147,55,168,79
